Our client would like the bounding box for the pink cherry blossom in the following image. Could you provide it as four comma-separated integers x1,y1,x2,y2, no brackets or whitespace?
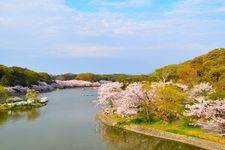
188,82,215,98
55,80,101,88
96,82,147,116
184,82,225,134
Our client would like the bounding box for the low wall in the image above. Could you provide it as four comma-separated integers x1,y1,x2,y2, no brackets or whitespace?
96,110,225,150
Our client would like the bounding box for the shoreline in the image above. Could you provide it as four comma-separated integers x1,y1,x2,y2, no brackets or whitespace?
96,110,225,150
0,103,47,111
5,80,101,95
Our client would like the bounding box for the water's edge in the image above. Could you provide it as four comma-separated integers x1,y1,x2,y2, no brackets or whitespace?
96,110,225,150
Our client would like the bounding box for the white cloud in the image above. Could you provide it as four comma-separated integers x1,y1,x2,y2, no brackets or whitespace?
0,0,155,36
0,0,224,59
166,0,225,18
90,0,149,9
48,44,124,57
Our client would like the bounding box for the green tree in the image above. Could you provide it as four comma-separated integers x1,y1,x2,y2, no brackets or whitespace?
176,63,199,85
38,72,52,83
151,64,178,82
0,65,52,86
76,73,96,82
152,85,186,122
54,73,76,81
0,74,14,86
25,89,41,101
0,85,8,102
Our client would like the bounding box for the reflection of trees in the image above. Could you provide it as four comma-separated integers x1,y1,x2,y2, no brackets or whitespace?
27,109,40,120
0,109,41,126
97,123,203,150
0,111,8,126
27,109,40,121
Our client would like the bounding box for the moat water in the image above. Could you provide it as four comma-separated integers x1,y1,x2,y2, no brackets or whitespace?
0,88,203,150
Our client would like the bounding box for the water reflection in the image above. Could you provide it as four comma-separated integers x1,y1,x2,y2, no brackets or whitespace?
0,109,41,126
0,111,8,126
97,123,204,150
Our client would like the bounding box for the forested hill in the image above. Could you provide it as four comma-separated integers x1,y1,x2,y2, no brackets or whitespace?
1,48,224,88
0,65,52,86
54,73,150,83
150,48,225,90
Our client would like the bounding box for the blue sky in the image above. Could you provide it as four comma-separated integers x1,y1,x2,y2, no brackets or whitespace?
0,0,225,75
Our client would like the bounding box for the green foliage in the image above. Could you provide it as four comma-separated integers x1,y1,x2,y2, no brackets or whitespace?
150,48,225,89
130,115,152,124
176,63,199,85
116,115,154,125
54,73,77,81
116,117,129,125
75,73,96,82
209,90,225,100
0,75,14,86
152,85,186,122
0,65,52,86
25,89,40,101
38,72,52,84
140,84,187,123
0,85,8,101
110,113,225,144
54,72,152,83
204,66,225,82
95,74,151,83
151,64,178,82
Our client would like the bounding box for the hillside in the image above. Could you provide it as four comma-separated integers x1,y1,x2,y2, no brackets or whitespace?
54,73,151,83
0,65,52,86
1,48,224,88
150,48,225,90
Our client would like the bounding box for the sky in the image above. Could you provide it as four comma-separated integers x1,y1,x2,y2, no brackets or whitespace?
0,0,225,75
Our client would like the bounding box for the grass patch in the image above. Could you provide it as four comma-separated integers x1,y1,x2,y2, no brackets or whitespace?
144,120,225,145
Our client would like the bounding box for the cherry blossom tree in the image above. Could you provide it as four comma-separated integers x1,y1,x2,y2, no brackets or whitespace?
184,98,225,134
96,82,146,116
184,83,225,134
96,82,123,107
116,83,145,115
55,80,100,88
96,81,225,130
188,82,215,98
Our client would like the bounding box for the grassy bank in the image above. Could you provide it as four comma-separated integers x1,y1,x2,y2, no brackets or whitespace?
0,103,46,110
145,121,225,145
106,113,225,145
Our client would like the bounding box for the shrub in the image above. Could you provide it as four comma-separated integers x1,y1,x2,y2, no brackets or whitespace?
130,115,151,124
25,89,41,101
